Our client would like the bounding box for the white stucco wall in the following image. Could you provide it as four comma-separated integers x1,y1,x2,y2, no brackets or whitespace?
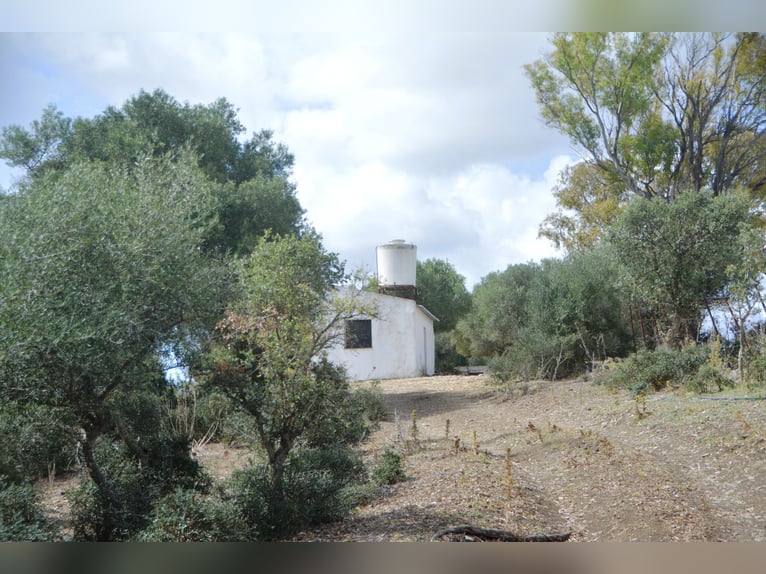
326,289,436,382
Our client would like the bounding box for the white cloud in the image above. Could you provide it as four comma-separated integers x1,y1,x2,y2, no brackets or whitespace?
1,30,574,288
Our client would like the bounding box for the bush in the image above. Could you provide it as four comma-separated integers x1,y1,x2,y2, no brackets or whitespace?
0,475,59,541
226,446,366,539
687,364,734,393
596,346,711,395
371,448,406,486
138,488,249,542
745,352,766,389
67,456,157,541
0,402,78,483
351,381,387,425
67,432,211,541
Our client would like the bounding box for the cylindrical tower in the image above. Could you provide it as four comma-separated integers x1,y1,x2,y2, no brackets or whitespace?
376,239,418,300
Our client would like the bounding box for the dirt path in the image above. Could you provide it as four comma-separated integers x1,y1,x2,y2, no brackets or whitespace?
297,375,766,541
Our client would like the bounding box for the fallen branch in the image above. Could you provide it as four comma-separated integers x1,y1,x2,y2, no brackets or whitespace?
431,525,572,542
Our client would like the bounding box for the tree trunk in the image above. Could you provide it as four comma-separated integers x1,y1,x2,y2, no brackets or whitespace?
81,423,116,541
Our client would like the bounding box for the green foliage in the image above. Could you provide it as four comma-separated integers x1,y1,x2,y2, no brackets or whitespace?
456,248,631,380
416,259,471,332
0,104,71,177
0,152,228,407
66,447,156,541
138,488,249,542
0,476,59,541
226,446,366,539
596,346,712,395
201,234,373,526
206,177,305,256
454,263,540,359
416,259,472,372
0,402,77,483
66,431,211,541
525,33,668,201
539,161,629,251
350,381,387,426
371,449,406,486
527,33,766,250
1,89,307,257
687,364,734,394
608,190,751,347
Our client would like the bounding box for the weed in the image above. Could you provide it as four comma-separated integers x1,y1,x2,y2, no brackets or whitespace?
410,410,419,444
634,395,649,420
371,448,406,486
527,421,544,443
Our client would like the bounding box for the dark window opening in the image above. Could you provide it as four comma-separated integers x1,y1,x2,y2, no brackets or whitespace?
345,319,372,349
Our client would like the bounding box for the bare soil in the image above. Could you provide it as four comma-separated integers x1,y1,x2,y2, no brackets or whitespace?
39,374,766,542
294,375,766,542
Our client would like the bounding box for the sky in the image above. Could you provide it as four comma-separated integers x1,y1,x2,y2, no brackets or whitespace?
2,2,764,288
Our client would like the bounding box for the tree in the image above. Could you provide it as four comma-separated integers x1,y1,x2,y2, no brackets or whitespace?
453,263,541,359
199,234,372,532
454,251,631,381
538,161,628,251
0,89,306,256
527,33,766,246
416,259,471,332
0,104,72,178
0,151,230,539
416,259,472,372
607,189,752,348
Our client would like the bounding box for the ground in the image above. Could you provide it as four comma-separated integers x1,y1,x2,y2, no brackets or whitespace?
291,374,766,542
39,374,766,541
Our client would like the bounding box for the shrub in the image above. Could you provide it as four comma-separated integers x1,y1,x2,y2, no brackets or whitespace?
66,454,157,541
226,446,366,540
371,448,406,486
596,346,711,395
687,364,734,393
0,402,78,483
138,488,249,542
67,432,211,541
0,475,59,541
351,380,387,425
745,352,766,389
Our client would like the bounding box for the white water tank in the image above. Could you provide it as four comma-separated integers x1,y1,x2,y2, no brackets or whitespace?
377,240,417,287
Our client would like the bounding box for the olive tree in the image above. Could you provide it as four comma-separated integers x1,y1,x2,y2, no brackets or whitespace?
608,190,752,348
200,234,373,533
0,151,230,539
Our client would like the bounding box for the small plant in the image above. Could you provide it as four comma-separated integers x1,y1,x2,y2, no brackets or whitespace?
634,395,649,420
410,409,419,443
352,380,387,425
526,421,544,443
371,448,406,486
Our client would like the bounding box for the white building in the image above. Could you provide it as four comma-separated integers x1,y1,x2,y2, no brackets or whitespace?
326,240,438,382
